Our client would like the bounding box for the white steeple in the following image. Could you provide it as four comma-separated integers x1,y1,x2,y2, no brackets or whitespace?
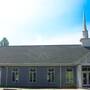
80,11,90,47
82,12,88,38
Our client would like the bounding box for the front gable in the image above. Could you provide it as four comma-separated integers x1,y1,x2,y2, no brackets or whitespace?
75,52,90,65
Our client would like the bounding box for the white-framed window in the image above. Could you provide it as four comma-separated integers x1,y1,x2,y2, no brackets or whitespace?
11,68,19,82
82,66,90,85
65,67,74,84
47,68,55,82
29,68,36,82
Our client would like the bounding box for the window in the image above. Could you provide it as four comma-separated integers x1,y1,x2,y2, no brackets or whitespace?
65,67,74,84
82,66,90,71
82,66,90,85
12,68,19,82
29,68,36,82
47,68,55,82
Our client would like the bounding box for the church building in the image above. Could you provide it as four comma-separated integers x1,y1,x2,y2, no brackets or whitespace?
0,14,90,88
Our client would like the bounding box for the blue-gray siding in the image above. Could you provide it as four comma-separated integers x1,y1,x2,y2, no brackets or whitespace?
61,66,77,88
0,66,77,88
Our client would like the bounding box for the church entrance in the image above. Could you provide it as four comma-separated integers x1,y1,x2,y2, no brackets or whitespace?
82,66,90,87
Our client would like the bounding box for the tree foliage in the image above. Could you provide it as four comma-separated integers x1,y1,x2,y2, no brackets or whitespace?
0,37,9,46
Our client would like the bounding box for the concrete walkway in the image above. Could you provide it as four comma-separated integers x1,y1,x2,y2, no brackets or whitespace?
0,88,90,90
21,89,90,90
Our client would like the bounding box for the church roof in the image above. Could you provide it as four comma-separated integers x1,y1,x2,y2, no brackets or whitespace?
0,45,90,66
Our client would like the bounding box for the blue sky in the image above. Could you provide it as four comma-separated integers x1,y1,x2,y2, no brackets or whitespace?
0,0,90,45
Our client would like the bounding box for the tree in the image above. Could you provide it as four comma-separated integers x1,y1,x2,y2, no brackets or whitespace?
0,37,9,46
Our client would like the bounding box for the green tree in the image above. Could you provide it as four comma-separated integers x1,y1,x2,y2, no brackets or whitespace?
0,37,9,46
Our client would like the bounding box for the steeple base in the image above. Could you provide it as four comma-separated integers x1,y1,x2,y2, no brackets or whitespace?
80,38,90,47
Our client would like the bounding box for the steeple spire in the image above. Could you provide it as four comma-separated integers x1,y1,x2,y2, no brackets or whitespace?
83,11,87,31
80,11,90,47
82,11,88,38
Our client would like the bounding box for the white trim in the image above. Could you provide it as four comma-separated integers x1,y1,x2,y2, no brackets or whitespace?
6,67,8,86
82,66,90,86
81,63,90,65
29,67,37,83
11,67,19,83
77,65,82,88
47,67,55,83
0,63,77,66
65,66,74,85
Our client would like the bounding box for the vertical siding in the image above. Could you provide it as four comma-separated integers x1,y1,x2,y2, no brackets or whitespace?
1,67,7,87
0,66,77,88
36,66,60,88
1,66,60,88
7,66,20,87
61,66,77,88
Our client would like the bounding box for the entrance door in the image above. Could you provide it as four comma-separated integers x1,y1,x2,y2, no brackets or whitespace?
82,72,90,86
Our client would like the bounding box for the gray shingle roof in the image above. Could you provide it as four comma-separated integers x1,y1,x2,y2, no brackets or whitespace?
0,45,90,66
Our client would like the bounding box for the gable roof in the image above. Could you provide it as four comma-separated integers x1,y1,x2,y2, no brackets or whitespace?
0,45,90,66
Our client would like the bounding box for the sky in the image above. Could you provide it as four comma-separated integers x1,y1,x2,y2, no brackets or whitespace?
0,0,90,45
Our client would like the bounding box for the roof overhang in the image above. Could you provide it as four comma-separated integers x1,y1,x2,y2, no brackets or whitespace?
0,63,77,66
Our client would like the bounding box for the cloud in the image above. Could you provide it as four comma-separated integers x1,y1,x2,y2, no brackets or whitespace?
0,0,84,21
0,0,86,45
7,25,83,45
4,20,90,46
